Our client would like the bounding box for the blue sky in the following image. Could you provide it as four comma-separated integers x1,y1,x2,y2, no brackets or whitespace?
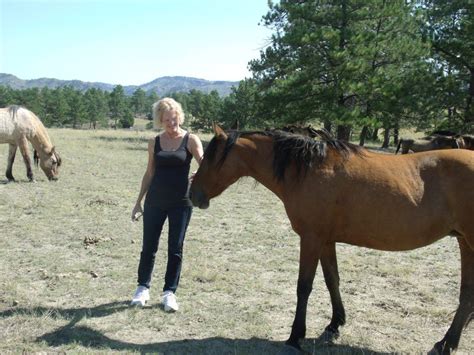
0,0,272,85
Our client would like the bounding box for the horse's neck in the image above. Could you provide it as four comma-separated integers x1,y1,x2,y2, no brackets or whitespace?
29,124,53,155
239,135,285,200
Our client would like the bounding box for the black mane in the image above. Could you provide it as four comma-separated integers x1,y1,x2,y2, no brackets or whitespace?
204,129,364,181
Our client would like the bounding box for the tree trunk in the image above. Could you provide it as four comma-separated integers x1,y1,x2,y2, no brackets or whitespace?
381,128,390,148
372,128,379,141
359,126,369,146
465,69,474,132
336,125,351,142
393,124,399,146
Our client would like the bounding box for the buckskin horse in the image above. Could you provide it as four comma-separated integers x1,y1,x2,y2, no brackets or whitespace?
0,105,61,181
190,124,473,354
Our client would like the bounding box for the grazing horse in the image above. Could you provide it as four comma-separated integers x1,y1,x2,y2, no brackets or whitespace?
395,135,462,154
0,105,61,181
190,125,474,354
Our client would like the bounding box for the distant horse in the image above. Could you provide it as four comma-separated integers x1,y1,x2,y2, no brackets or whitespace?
395,135,462,154
0,105,61,181
190,125,474,354
460,135,474,150
425,130,474,151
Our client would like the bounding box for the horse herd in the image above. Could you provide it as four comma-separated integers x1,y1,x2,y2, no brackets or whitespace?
396,133,474,154
2,106,473,354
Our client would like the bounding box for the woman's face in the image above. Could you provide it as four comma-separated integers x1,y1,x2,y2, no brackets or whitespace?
161,110,180,134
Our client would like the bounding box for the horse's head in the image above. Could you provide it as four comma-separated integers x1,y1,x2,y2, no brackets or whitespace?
190,124,243,209
39,147,62,181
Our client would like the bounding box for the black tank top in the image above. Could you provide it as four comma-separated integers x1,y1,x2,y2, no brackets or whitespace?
145,132,193,208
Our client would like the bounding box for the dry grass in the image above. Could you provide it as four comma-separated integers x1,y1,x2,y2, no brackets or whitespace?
0,128,472,354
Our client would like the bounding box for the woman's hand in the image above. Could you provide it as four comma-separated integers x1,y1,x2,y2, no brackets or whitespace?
131,203,143,222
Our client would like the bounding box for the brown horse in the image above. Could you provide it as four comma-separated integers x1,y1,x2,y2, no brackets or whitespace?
395,135,463,154
190,125,474,354
0,105,61,181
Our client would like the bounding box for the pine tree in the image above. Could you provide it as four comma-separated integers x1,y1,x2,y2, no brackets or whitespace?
109,85,127,128
84,88,108,129
423,0,474,132
131,88,147,115
250,0,429,141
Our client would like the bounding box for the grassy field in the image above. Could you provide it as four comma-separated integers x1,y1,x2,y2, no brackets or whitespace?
0,127,472,354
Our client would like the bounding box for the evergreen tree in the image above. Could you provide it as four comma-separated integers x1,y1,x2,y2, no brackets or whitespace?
109,85,127,128
63,86,86,128
44,88,69,126
187,89,206,131
119,108,135,128
0,86,15,107
220,79,260,129
14,87,44,118
145,91,159,118
84,88,108,128
250,0,429,141
131,88,147,115
423,0,474,132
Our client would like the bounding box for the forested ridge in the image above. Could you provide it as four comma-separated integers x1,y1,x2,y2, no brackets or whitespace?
1,1,472,147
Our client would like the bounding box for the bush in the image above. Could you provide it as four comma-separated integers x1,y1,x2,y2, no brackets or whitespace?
119,111,134,128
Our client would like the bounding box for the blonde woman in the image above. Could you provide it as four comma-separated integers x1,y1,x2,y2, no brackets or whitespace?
131,97,203,311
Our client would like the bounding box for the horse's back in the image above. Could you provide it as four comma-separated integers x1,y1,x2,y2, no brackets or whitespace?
0,106,39,143
0,107,17,143
368,149,474,239
290,149,474,250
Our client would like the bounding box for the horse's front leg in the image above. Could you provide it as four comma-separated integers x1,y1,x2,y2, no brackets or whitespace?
6,143,17,181
17,137,34,182
320,242,346,342
286,236,322,350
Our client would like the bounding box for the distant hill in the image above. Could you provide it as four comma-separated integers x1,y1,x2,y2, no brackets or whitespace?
0,73,238,96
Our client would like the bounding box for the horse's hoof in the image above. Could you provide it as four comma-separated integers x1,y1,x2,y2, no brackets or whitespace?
317,328,339,345
428,341,449,355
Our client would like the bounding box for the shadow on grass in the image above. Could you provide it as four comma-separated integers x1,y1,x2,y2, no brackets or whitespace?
0,301,395,354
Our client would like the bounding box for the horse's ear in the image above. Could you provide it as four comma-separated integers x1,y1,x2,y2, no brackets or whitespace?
213,123,226,137
51,146,55,154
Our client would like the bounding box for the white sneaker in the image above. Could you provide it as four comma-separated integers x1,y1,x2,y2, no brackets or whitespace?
130,286,150,306
162,291,179,312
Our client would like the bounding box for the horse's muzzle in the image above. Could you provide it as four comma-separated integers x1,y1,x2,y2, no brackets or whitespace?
190,187,209,209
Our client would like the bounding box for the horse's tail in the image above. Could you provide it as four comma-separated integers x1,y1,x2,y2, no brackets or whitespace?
395,139,403,154
33,150,39,167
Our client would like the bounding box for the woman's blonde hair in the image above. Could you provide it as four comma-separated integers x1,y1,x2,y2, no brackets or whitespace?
152,97,185,129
